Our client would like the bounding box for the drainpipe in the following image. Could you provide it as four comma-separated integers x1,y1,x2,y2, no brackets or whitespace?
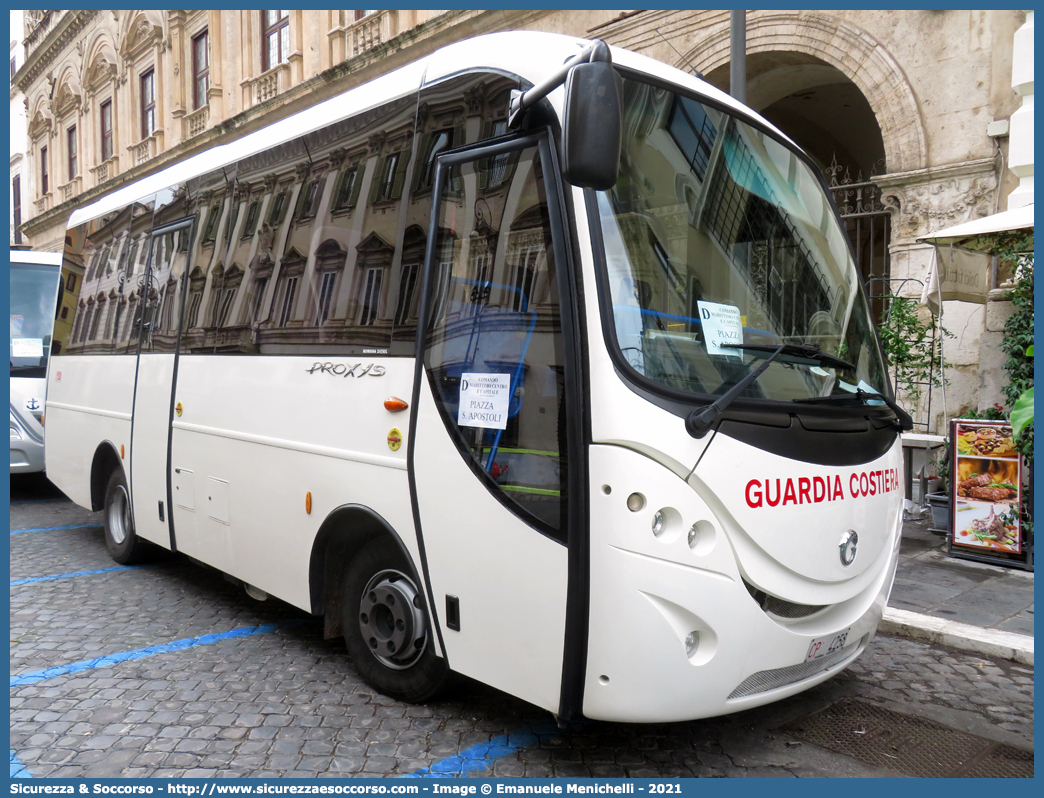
730,10,746,105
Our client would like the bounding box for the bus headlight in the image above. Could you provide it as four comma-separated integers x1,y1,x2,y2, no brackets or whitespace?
652,510,665,536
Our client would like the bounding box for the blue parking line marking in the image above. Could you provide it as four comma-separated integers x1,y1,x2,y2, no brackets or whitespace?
11,564,149,586
404,721,560,777
10,750,32,778
10,523,103,535
10,620,306,687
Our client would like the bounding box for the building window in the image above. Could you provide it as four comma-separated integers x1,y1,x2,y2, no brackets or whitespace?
202,203,222,243
12,176,21,244
67,126,78,180
251,277,269,323
193,30,210,110
277,275,298,326
40,145,48,194
332,165,361,210
242,200,261,239
140,70,156,140
314,271,337,326
262,11,290,72
267,189,289,225
294,179,321,220
100,100,113,162
66,272,76,291
187,290,203,328
358,267,382,325
394,263,419,325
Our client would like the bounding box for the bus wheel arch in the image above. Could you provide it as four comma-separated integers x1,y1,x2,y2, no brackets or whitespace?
89,441,123,512
308,505,423,637
308,505,450,701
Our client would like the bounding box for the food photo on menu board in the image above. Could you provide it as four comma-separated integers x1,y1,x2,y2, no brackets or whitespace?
951,420,1022,554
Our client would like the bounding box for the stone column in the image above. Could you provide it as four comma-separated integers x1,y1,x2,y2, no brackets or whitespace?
207,11,225,123
1007,10,1034,209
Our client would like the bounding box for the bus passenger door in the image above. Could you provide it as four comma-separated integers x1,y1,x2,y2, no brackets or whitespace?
411,136,575,714
129,221,192,550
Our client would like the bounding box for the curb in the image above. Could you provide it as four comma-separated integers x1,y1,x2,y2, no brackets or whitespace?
881,607,1034,665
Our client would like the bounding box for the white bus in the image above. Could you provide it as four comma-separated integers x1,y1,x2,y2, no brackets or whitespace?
10,249,63,473
45,32,909,724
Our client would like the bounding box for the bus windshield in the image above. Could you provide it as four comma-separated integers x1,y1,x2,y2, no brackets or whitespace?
10,261,60,379
595,77,889,405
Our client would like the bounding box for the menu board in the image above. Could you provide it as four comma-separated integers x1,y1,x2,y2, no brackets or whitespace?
950,419,1022,554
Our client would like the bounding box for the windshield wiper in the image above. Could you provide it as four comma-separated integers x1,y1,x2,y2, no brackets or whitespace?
685,343,788,438
719,342,855,372
793,389,914,431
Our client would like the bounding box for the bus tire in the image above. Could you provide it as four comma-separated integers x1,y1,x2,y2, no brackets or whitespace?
103,469,149,564
341,537,449,702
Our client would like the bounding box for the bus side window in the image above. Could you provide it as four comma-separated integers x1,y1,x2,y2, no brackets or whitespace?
59,195,156,357
424,145,568,538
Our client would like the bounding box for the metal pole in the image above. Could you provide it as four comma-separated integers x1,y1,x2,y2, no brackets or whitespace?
730,10,746,105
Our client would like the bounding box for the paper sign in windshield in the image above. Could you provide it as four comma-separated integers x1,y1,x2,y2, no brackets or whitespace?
458,373,510,430
697,301,743,357
11,338,43,358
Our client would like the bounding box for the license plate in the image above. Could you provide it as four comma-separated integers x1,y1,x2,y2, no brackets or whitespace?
806,627,851,661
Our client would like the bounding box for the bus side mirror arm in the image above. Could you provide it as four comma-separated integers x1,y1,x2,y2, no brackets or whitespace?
508,40,612,128
508,40,622,191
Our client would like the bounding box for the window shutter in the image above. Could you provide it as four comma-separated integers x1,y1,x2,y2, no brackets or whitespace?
390,146,411,200
347,165,363,208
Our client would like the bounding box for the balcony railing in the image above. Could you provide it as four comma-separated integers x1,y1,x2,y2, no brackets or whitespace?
349,10,392,58
130,136,157,167
245,63,291,107
91,157,118,186
34,193,52,215
59,176,83,203
185,105,210,138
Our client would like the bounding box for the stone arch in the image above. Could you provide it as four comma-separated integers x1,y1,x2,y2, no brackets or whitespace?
84,33,119,91
686,11,927,173
118,10,166,58
27,95,54,138
53,65,83,115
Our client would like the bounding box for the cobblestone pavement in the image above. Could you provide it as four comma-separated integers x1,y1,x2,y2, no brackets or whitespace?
9,475,1035,779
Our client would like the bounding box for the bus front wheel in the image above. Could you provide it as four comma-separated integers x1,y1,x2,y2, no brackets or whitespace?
103,470,149,564
341,537,449,702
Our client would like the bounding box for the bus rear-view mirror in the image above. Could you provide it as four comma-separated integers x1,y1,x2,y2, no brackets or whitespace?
561,61,623,191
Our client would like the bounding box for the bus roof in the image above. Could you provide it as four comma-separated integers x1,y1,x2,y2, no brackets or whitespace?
9,250,64,267
67,31,796,230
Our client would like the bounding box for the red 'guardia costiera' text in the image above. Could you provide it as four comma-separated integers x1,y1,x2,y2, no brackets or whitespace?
745,469,900,508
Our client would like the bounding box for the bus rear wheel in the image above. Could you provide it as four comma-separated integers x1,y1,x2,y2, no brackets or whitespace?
341,537,449,702
103,469,150,564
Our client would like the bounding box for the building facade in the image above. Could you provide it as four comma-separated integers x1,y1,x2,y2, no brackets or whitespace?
10,9,29,245
13,9,1031,431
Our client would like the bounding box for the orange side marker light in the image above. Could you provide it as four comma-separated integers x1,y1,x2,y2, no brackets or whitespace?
384,397,409,412
305,491,312,515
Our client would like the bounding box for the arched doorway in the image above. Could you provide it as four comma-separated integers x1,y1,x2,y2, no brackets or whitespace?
705,53,892,319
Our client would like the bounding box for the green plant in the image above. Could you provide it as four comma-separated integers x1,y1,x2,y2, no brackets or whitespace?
877,295,952,406
1011,346,1034,439
999,254,1033,462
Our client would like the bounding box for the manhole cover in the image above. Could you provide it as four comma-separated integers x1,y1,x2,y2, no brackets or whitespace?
781,699,1033,777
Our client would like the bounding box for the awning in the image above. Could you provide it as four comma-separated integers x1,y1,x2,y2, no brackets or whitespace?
917,204,1034,313
916,204,1034,251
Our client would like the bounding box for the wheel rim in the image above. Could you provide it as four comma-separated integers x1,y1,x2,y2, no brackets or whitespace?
358,568,427,670
107,484,130,545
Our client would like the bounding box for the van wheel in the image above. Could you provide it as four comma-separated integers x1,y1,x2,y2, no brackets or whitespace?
103,470,149,564
341,537,449,702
